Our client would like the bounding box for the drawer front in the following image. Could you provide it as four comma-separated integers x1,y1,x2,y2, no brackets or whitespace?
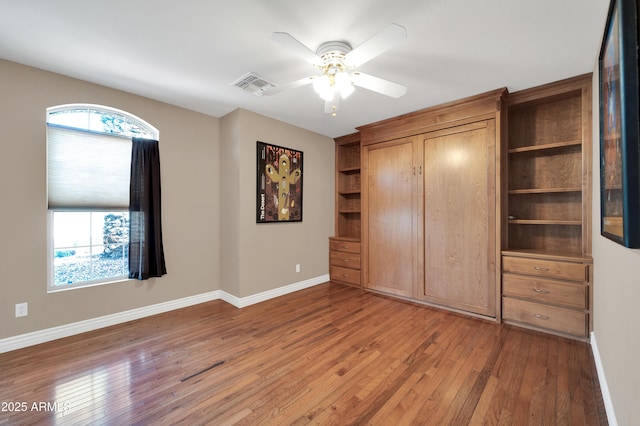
503,298,587,337
330,251,361,269
503,256,588,282
330,265,361,286
329,240,361,254
503,273,587,309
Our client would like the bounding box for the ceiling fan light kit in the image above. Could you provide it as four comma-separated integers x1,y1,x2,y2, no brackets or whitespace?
270,24,407,116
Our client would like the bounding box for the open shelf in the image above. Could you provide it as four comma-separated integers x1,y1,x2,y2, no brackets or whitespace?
507,222,584,254
508,187,581,195
335,133,361,240
508,140,582,154
509,219,582,225
339,189,361,195
505,76,590,257
501,248,591,262
338,166,360,173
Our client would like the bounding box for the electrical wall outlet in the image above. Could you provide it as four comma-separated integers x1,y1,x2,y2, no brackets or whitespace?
15,302,28,318
295,264,300,273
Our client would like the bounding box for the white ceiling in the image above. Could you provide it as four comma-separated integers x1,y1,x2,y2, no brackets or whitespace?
0,0,611,138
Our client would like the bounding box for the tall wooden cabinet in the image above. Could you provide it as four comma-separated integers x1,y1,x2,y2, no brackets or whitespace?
360,89,506,319
330,75,593,339
329,132,362,287
502,74,592,340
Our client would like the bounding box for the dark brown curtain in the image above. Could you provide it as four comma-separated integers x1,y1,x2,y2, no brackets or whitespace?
129,137,167,280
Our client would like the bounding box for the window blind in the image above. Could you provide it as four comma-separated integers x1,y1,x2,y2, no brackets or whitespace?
47,125,132,209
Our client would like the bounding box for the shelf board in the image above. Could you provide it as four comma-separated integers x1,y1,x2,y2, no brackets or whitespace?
508,219,582,225
339,209,361,214
508,140,581,154
338,166,361,173
331,236,360,242
502,249,591,262
338,190,361,195
508,187,581,195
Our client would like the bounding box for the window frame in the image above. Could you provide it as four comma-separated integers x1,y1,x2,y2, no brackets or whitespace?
47,211,132,292
46,104,158,292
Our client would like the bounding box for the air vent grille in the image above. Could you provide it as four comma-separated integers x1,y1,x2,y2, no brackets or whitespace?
231,72,275,96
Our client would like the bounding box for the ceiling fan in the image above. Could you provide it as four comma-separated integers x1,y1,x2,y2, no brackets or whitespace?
267,24,407,116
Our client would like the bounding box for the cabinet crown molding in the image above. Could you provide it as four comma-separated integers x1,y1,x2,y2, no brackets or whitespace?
358,88,507,145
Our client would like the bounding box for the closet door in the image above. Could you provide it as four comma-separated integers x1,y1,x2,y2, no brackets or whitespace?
363,137,418,297
422,120,497,316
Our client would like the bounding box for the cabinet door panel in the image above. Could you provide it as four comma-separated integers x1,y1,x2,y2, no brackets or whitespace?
365,138,416,297
422,122,496,316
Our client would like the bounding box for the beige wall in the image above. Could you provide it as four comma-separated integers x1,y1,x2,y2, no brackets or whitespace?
591,66,640,425
220,109,334,297
0,59,335,341
0,59,221,339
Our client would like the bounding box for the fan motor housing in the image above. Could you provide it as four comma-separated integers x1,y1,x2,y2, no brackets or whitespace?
316,41,352,60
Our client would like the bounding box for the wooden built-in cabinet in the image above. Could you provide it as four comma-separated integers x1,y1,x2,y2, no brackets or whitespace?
360,89,506,319
502,74,592,340
329,132,361,287
330,75,594,340
329,238,361,287
502,253,590,338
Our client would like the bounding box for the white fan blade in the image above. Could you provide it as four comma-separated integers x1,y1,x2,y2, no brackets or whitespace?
263,76,316,96
271,32,324,67
350,72,407,98
344,23,407,68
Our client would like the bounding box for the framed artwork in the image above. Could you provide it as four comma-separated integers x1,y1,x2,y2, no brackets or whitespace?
256,141,303,223
599,0,640,247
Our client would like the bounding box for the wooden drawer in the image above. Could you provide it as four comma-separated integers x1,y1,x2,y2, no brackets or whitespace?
503,298,587,338
503,256,588,282
503,273,587,309
330,251,361,269
330,265,361,286
329,239,361,254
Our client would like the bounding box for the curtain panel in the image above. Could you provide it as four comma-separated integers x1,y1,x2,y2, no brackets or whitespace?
129,137,167,280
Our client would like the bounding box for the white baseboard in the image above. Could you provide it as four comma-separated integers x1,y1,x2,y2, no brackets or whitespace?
591,331,618,426
0,275,329,354
220,274,329,308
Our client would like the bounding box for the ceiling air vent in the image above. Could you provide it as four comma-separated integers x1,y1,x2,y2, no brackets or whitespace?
231,72,275,96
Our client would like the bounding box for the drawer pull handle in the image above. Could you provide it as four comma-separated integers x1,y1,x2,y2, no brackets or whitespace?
341,245,349,249
343,259,349,262
533,288,550,294
533,266,550,271
342,274,350,278
534,313,550,320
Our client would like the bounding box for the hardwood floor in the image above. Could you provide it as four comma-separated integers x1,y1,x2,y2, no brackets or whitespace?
0,283,606,425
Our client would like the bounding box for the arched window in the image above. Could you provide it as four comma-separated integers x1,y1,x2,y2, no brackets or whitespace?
47,104,158,139
46,104,159,290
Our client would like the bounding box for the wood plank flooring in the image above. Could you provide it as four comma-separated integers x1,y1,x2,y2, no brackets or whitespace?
0,283,607,425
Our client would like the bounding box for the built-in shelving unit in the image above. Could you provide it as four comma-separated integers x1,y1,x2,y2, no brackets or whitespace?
505,79,591,256
330,132,361,287
502,74,593,340
334,133,361,240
